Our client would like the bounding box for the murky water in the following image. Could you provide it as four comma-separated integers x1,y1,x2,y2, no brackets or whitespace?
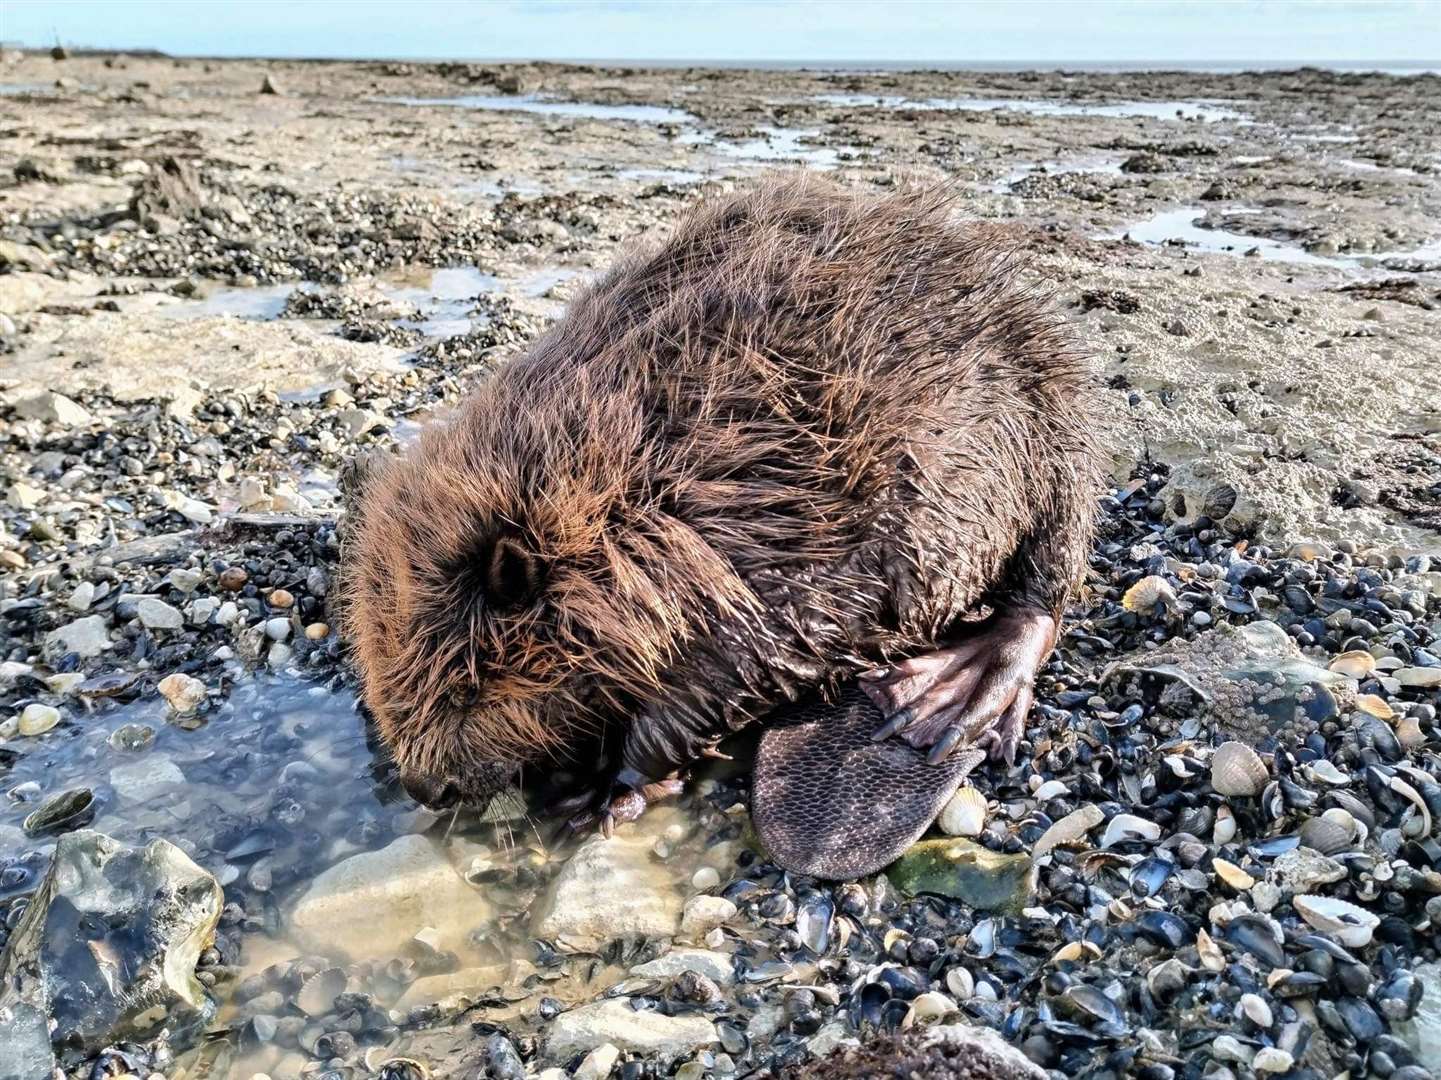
693,126,851,169
160,284,298,320
1111,207,1441,268
987,155,1125,193
378,94,696,124
814,92,1247,122
0,83,52,96
1,673,716,1076
380,265,499,338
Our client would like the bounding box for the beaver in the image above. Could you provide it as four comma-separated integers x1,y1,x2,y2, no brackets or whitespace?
341,173,1103,878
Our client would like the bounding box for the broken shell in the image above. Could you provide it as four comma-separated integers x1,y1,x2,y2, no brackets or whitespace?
1355,693,1395,720
1033,803,1105,859
1396,715,1425,750
902,990,957,1029
1388,774,1433,838
1033,779,1070,801
1299,812,1358,856
1328,651,1376,679
1213,805,1238,845
1101,813,1162,848
1240,992,1273,1028
938,786,988,837
1293,895,1379,948
1213,857,1256,890
1196,928,1226,972
1304,760,1349,786
1211,742,1269,797
296,966,347,1017
1122,575,1178,613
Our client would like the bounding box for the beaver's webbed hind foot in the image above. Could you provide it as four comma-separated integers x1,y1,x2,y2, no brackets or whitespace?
861,607,1056,766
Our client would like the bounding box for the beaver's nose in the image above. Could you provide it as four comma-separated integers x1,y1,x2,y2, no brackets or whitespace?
401,772,461,810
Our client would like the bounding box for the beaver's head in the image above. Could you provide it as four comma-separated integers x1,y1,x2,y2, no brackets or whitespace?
338,358,755,811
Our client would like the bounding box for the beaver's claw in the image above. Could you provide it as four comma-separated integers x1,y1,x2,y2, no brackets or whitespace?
860,607,1056,767
555,770,685,838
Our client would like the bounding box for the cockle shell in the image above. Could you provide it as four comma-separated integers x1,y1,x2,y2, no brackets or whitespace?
1293,895,1379,948
1122,575,1179,613
1298,811,1358,856
1211,742,1269,797
938,786,988,838
1328,651,1376,679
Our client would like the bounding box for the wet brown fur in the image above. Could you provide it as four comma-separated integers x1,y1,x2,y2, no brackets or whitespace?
341,173,1104,795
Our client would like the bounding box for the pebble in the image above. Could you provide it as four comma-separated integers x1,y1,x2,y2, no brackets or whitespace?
692,866,721,891
264,617,292,642
218,567,249,591
137,598,184,631
680,895,738,938
157,673,207,713
574,1043,620,1080
304,622,330,640
46,615,111,657
1253,1047,1294,1073
67,582,95,612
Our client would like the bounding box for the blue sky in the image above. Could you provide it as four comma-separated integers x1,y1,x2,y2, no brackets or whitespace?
3,1,1438,64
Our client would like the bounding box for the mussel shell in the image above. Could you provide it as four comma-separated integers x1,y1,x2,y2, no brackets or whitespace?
22,788,95,836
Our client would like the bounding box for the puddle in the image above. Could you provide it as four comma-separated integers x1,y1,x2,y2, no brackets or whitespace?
380,265,498,338
160,284,297,320
1291,132,1359,144
1337,157,1418,176
988,155,1125,193
691,126,848,169
615,166,708,185
815,93,1246,122
1111,207,1441,269
0,82,53,96
377,94,695,124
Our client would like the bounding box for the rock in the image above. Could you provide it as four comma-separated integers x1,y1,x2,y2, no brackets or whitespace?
395,964,513,1011
888,838,1036,914
7,481,43,509
1272,846,1347,892
158,672,207,713
263,617,292,642
337,407,388,437
137,598,184,630
1103,620,1354,743
67,581,95,611
0,830,222,1056
110,756,185,802
1397,962,1441,1060
289,834,489,958
630,948,736,985
575,1043,621,1080
0,999,53,1080
797,1022,1046,1080
533,811,686,949
260,73,282,95
46,614,111,658
1397,667,1441,689
545,998,716,1061
679,895,738,939
165,568,204,593
13,391,92,427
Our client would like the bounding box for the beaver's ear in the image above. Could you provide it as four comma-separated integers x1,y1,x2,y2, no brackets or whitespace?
486,536,544,610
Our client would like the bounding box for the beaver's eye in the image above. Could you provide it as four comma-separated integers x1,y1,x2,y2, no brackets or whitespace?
449,685,478,708
486,536,544,610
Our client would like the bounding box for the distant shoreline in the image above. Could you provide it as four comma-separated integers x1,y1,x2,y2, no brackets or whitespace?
4,44,1437,76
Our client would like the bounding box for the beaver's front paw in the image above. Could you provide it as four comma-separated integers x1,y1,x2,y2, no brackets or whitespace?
556,768,685,838
860,607,1056,766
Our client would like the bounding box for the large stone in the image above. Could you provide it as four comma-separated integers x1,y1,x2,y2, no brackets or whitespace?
545,997,717,1061
136,598,184,630
532,810,685,950
12,391,91,427
289,835,490,959
888,838,1036,914
109,756,185,803
630,948,736,985
0,999,53,1080
0,831,222,1059
1102,620,1354,742
45,615,111,658
804,1022,1046,1080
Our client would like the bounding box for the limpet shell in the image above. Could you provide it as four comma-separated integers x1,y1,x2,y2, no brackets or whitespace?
1211,742,1269,797
1293,894,1379,948
1122,575,1178,613
1328,651,1376,679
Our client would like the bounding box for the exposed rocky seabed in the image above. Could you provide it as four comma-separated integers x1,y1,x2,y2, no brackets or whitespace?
1,50,1439,1080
